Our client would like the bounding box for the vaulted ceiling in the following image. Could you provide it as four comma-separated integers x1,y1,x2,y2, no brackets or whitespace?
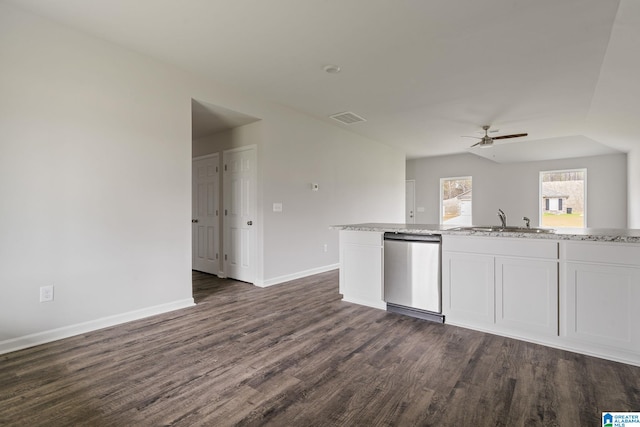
8,0,640,160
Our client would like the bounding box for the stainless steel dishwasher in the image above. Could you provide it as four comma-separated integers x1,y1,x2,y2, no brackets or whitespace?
383,233,444,323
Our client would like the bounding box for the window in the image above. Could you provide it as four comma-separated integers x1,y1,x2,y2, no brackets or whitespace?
440,176,472,225
540,169,586,228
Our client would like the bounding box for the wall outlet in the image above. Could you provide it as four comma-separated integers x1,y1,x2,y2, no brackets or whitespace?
40,285,54,303
323,243,328,252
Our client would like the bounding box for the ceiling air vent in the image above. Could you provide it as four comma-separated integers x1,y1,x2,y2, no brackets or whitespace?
329,111,366,125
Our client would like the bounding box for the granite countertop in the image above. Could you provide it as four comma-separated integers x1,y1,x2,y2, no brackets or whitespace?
331,223,640,243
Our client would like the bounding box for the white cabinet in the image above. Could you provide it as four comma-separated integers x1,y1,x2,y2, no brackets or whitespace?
561,241,640,358
339,230,385,309
442,253,495,326
443,235,559,340
495,257,558,337
338,229,640,366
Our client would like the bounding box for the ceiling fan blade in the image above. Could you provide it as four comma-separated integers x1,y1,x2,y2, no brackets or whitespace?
492,133,528,140
469,141,482,147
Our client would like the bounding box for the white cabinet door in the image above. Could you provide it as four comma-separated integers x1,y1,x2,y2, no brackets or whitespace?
442,252,495,326
563,262,640,353
339,231,385,309
495,257,558,337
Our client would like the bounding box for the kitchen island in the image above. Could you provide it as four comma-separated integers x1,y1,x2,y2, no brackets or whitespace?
334,223,640,366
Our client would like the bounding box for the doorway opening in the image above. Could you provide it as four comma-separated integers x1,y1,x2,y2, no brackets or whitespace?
191,99,261,284
406,180,415,224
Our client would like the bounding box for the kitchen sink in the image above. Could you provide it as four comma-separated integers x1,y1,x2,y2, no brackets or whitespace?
450,226,555,234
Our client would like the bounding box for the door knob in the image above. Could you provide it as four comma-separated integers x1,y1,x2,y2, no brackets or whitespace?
192,219,199,223
247,221,253,226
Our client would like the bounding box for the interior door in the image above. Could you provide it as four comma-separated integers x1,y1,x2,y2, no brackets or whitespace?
223,146,257,283
192,154,220,275
406,180,415,224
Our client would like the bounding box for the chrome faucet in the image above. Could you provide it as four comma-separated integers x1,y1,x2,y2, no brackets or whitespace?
523,216,531,228
497,209,507,228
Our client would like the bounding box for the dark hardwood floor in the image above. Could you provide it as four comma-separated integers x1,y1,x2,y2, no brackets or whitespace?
1,270,638,426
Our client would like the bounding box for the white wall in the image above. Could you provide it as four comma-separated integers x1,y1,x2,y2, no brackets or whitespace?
193,123,262,158
259,112,404,282
406,153,627,228
629,150,640,228
192,112,405,285
0,2,404,351
0,2,194,346
583,0,640,227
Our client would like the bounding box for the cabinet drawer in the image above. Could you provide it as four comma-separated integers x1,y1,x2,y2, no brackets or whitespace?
340,230,383,246
561,241,640,266
443,235,558,259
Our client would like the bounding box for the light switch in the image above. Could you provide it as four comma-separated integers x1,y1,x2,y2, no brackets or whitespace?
273,203,283,212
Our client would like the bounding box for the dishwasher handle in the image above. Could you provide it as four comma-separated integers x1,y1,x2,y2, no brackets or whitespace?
383,232,441,243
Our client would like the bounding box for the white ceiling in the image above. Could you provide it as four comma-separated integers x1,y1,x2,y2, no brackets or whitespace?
9,0,640,160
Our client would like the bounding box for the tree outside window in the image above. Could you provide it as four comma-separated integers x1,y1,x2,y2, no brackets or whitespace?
540,169,586,228
440,176,472,225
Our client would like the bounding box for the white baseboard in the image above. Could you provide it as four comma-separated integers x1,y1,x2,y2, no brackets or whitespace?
254,263,339,287
0,298,195,355
445,319,640,368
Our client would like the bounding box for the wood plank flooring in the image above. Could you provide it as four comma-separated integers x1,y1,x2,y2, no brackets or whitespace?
1,270,639,426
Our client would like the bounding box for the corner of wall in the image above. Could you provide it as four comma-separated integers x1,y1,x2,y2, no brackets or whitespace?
628,149,640,228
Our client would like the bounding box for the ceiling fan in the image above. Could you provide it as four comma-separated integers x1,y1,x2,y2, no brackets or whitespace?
464,125,528,148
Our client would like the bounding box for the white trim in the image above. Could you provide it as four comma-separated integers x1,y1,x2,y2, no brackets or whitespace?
222,144,258,155
192,153,219,161
0,298,195,355
445,319,639,367
254,263,339,287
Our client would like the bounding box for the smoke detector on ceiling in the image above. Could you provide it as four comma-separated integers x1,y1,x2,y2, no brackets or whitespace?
329,111,367,125
323,64,342,73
